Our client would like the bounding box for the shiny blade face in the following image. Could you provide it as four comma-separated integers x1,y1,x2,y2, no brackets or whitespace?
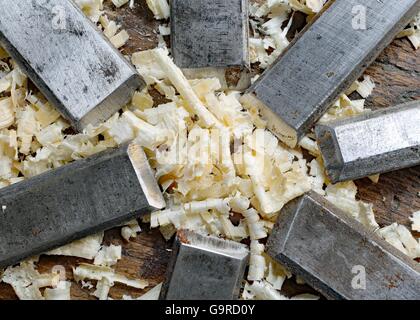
316,101,420,183
171,0,249,69
0,0,144,131
245,0,420,147
267,192,420,300
160,230,249,300
0,143,165,269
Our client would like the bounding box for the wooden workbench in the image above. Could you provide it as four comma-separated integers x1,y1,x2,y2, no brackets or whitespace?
0,1,418,300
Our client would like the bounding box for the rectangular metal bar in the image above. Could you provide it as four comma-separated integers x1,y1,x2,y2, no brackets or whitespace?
0,0,144,131
0,143,165,269
315,101,420,183
160,230,249,300
266,192,420,300
171,0,249,69
242,0,420,147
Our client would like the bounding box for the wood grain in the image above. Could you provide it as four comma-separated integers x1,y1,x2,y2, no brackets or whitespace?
0,0,418,299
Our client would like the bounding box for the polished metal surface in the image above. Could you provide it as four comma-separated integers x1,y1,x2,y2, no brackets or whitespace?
316,101,420,183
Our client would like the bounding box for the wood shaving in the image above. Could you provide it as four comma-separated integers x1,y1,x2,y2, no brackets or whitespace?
1,0,418,301
410,211,420,232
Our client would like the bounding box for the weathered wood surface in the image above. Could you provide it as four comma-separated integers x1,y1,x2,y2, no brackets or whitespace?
0,0,419,299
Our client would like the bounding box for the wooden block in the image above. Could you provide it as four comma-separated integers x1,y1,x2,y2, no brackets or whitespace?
243,0,420,147
160,230,249,300
0,143,165,269
0,0,144,131
266,192,420,300
171,0,249,68
316,101,420,183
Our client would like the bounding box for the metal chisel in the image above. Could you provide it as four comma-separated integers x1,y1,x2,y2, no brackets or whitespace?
0,0,145,131
241,0,420,147
160,230,249,300
0,143,165,269
171,0,249,69
266,192,420,300
315,101,420,183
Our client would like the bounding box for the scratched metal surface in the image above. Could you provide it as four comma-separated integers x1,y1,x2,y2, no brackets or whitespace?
171,0,249,68
160,230,249,300
0,0,144,131
0,143,164,269
0,0,419,300
247,0,420,146
267,192,420,300
316,101,420,183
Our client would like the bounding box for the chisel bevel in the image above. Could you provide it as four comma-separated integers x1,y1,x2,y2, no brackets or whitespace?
0,143,165,269
315,101,420,183
160,230,249,300
242,0,420,147
0,0,145,131
266,192,420,300
171,0,249,69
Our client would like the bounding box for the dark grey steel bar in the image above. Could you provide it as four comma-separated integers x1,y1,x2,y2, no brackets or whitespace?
160,230,249,300
315,101,420,183
0,143,165,269
266,192,420,300
0,0,144,131
171,0,249,69
242,0,420,147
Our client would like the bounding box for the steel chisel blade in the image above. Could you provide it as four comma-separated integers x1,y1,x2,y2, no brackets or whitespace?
160,230,249,300
171,0,249,69
242,0,420,147
0,143,165,269
266,192,420,300
0,0,145,131
315,101,420,183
